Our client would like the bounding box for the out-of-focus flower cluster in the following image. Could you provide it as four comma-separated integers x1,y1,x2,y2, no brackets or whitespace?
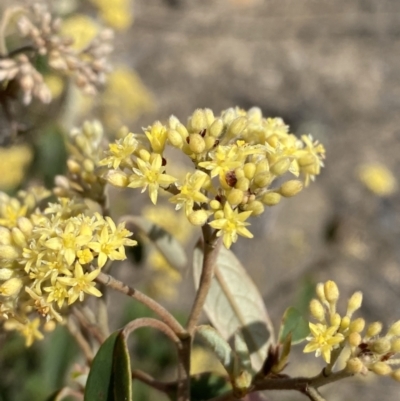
304,280,400,381
0,190,136,346
357,163,397,197
101,107,325,248
89,0,134,31
0,3,113,105
54,120,107,205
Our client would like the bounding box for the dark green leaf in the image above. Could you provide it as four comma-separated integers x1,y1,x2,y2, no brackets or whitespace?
112,332,132,401
190,372,231,401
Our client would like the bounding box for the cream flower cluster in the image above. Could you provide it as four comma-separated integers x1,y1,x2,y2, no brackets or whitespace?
0,191,136,346
304,280,400,381
101,107,325,248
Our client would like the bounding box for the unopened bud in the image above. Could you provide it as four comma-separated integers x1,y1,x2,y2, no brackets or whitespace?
214,211,224,220
204,108,215,125
270,158,291,176
262,192,281,206
255,159,269,175
324,280,339,303
188,210,209,226
0,277,23,296
106,171,129,187
346,358,364,374
247,107,262,123
388,321,400,337
190,109,207,132
235,177,250,192
371,338,391,354
0,268,14,280
279,180,303,197
11,228,27,249
0,227,11,245
309,299,325,321
340,316,350,331
370,362,392,376
349,318,365,333
168,115,180,130
138,149,151,162
330,312,341,327
67,159,81,174
392,369,400,382
391,338,400,353
243,200,264,216
348,332,362,347
204,136,216,150
209,118,224,138
254,172,272,188
167,129,183,148
189,134,206,154
0,245,20,260
316,283,326,302
347,291,363,316
227,117,247,137
83,159,95,173
209,200,221,210
366,322,383,338
243,163,256,180
227,189,244,206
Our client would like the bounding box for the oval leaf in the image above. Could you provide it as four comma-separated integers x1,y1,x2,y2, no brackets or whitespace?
278,307,310,345
84,331,132,401
123,215,187,271
197,325,235,376
193,244,274,370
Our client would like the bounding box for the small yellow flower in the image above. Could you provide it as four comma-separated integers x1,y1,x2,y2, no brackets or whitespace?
199,145,243,178
144,121,168,154
169,171,210,215
209,202,253,248
303,322,344,363
99,133,138,169
128,154,177,204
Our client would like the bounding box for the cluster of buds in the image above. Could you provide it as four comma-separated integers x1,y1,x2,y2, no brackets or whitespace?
0,2,113,105
0,190,136,345
101,107,325,248
54,121,107,205
304,280,400,381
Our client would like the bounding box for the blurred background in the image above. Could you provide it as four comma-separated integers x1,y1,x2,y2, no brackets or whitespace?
1,0,400,400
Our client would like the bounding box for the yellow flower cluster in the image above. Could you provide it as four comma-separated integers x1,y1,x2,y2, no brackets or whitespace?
304,280,400,381
89,0,134,31
358,163,397,197
0,191,136,346
101,107,325,248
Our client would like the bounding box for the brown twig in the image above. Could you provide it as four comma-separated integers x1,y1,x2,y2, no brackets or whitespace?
186,226,221,334
66,316,94,364
72,307,105,344
95,270,187,337
131,369,170,393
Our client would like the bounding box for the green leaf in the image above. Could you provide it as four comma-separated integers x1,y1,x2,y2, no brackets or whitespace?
190,372,231,401
123,216,187,271
193,244,274,371
197,325,235,376
278,307,310,345
84,331,132,401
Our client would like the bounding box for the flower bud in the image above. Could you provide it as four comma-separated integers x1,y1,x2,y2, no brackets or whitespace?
227,117,247,138
214,210,224,220
0,227,11,245
254,172,272,188
83,159,95,173
204,136,216,150
189,134,206,154
67,159,81,174
270,158,291,176
11,228,27,249
17,217,33,237
227,189,244,206
235,177,250,192
243,163,256,180
0,268,14,280
188,210,209,226
168,115,180,129
370,362,392,376
324,280,339,303
204,108,215,125
0,277,23,296
279,180,303,197
316,283,326,302
247,107,262,123
234,168,245,179
371,338,391,354
340,316,350,331
138,149,151,162
346,357,364,374
391,338,400,352
209,200,221,210
309,299,325,321
106,171,129,187
262,192,281,206
255,159,269,175
392,369,400,382
209,118,224,138
190,109,207,132
348,332,362,347
176,123,189,139
0,245,20,260
330,312,341,327
349,318,365,334
347,291,363,316
366,322,383,338
388,320,400,336
243,200,264,216
167,129,183,148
